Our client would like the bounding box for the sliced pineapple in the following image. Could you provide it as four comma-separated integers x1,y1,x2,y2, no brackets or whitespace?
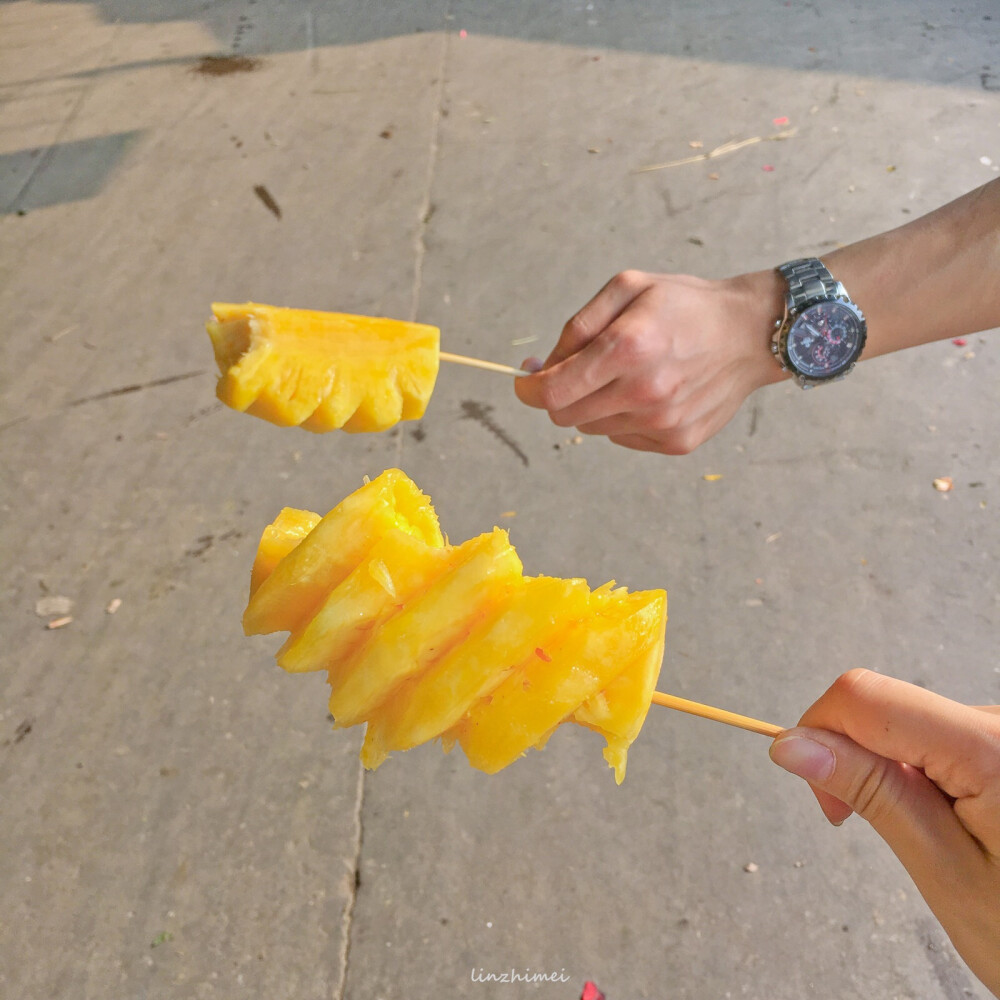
207,302,440,433
250,507,320,597
456,587,664,779
244,470,667,781
572,591,667,783
243,469,442,636
328,527,523,728
360,574,591,769
276,529,453,674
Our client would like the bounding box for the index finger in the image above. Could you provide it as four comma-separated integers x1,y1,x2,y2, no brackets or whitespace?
544,270,653,368
799,669,1000,800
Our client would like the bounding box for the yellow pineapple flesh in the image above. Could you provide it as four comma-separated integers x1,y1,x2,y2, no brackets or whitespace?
360,575,591,769
249,507,320,597
206,302,440,433
246,470,667,782
277,528,451,674
243,469,442,636
328,527,523,728
455,586,665,777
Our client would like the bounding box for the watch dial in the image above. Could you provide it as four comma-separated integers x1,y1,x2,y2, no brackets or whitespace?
787,301,865,379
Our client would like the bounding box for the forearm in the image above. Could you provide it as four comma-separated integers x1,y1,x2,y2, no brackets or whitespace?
824,178,1000,358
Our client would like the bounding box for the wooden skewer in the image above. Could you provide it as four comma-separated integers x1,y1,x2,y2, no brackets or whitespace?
439,351,528,377
651,690,784,738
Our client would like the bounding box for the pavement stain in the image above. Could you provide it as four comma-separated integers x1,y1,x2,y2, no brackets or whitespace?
193,55,262,77
67,371,208,409
253,184,282,219
2,719,34,748
459,400,529,467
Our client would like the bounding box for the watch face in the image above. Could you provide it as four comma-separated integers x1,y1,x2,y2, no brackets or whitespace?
786,301,865,379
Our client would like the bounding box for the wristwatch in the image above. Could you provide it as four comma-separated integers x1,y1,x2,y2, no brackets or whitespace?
772,257,867,388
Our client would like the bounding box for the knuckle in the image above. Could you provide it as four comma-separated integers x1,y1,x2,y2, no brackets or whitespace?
612,269,647,294
536,381,564,413
610,324,652,365
562,312,592,348
647,405,679,432
831,668,881,703
846,759,901,825
668,428,699,455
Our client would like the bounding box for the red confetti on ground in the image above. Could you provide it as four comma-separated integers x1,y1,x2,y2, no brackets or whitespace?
459,28,468,38
773,116,789,126
581,983,606,1000
952,338,967,346
535,647,551,662
762,164,775,172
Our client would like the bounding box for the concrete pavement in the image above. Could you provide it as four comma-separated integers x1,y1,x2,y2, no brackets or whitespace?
2,2,998,998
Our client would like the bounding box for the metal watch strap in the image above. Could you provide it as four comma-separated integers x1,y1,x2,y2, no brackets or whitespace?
778,258,842,310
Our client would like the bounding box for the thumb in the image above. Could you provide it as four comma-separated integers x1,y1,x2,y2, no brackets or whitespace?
769,727,967,860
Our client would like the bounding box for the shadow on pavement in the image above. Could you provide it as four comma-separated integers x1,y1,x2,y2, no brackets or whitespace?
1,130,143,215
25,0,1000,89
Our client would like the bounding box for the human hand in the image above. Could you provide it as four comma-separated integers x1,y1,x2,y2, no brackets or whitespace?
514,268,787,455
770,669,1000,996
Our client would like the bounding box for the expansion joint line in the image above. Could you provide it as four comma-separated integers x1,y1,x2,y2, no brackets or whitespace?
350,19,454,978
409,16,451,325
335,761,366,1000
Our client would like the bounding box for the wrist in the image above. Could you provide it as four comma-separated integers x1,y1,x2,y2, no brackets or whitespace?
724,268,790,389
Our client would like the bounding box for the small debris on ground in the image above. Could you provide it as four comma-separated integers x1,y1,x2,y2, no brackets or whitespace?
106,598,123,615
35,595,73,617
933,477,953,492
744,861,760,873
581,983,606,1000
703,473,723,481
193,55,261,76
636,128,796,173
253,184,282,219
46,616,73,630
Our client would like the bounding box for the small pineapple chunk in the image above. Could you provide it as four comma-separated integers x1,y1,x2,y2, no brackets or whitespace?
250,507,320,597
207,302,440,433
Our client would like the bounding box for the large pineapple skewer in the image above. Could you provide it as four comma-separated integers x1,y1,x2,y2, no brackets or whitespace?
206,302,525,434
244,470,782,782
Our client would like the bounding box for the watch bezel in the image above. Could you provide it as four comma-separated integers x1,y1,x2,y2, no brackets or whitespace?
772,286,868,387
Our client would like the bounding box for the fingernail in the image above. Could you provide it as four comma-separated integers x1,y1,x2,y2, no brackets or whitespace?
521,356,543,373
769,735,836,782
